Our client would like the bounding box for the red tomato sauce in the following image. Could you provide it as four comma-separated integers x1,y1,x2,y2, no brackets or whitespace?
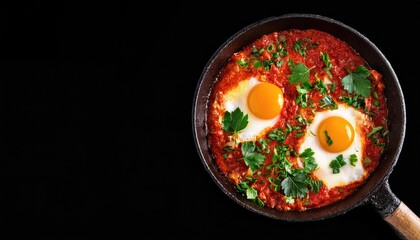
207,29,388,211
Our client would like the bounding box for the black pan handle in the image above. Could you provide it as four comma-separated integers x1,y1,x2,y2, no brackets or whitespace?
369,181,420,239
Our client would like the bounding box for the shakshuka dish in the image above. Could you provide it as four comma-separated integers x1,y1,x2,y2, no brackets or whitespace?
206,29,389,211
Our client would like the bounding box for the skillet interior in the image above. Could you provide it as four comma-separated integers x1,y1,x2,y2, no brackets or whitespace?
192,13,405,221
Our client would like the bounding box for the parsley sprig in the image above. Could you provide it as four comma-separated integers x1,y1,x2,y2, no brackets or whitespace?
222,107,248,142
288,60,315,108
236,180,264,207
288,60,313,86
341,65,371,98
241,141,265,173
281,148,322,199
293,38,319,57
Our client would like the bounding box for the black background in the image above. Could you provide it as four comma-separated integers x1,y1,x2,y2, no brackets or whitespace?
1,1,419,239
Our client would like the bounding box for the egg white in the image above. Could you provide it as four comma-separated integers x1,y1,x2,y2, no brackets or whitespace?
223,77,279,143
298,104,369,188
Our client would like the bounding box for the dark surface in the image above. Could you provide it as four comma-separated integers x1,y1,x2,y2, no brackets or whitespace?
1,1,419,239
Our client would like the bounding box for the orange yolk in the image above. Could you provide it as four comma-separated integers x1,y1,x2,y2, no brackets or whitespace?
317,116,355,153
247,82,284,119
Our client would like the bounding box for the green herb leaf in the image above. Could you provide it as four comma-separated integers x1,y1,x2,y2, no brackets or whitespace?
308,179,323,193
367,126,383,137
253,60,262,68
300,148,318,172
246,187,258,200
251,46,264,57
236,180,250,193
324,130,333,146
263,59,273,71
241,141,265,172
222,107,249,135
321,52,333,78
313,79,328,95
236,180,264,207
299,148,314,158
276,59,284,68
339,95,365,108
349,154,358,166
329,154,346,174
257,138,270,153
294,39,307,57
330,83,336,92
284,196,295,204
319,95,338,110
237,59,248,68
268,127,290,143
295,84,310,108
341,65,371,97
288,60,312,84
271,145,293,176
281,173,309,198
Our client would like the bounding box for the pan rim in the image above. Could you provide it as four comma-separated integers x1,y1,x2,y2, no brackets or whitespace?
192,13,406,221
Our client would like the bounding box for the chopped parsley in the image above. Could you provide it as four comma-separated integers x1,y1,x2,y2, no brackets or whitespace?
222,145,235,159
288,60,315,108
299,148,318,172
324,130,333,146
330,154,359,173
237,59,248,68
349,154,358,166
293,38,319,57
339,94,365,108
313,78,328,95
329,154,346,174
241,141,265,173
321,52,333,78
294,39,307,57
239,40,288,71
270,145,293,177
279,148,322,199
253,60,262,68
257,138,270,153
330,83,336,92
277,35,288,50
367,126,386,148
245,185,258,200
236,180,264,207
367,126,383,137
319,95,338,110
268,127,290,143
251,46,264,57
262,59,274,71
295,84,311,108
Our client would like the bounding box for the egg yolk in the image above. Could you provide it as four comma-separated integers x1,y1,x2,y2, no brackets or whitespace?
247,82,284,119
317,116,355,153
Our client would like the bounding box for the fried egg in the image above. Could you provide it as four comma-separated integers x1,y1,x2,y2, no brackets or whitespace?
223,77,284,142
298,103,370,188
